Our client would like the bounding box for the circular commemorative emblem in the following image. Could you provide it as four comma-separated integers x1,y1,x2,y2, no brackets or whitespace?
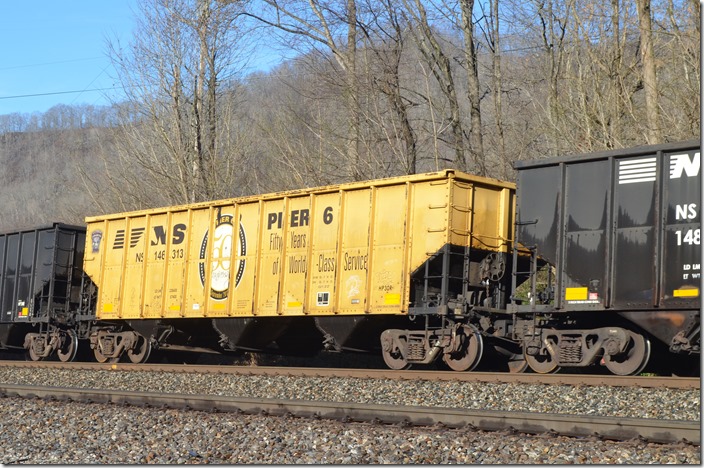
199,213,247,300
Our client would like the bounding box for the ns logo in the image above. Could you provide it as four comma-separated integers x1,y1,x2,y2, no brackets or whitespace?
106,224,187,250
93,211,247,301
670,152,700,179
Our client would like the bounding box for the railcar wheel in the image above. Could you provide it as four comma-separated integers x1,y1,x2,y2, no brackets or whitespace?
507,357,529,373
442,325,484,372
27,342,44,362
381,335,411,370
57,330,78,362
93,347,109,363
93,347,120,364
603,331,650,376
525,350,558,374
127,334,152,364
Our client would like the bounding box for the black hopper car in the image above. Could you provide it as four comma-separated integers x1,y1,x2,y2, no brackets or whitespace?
505,140,700,375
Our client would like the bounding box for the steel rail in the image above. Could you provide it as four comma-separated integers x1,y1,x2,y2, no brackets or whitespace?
0,384,698,445
0,361,698,389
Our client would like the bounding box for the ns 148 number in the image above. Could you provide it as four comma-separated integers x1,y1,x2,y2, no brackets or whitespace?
675,229,700,246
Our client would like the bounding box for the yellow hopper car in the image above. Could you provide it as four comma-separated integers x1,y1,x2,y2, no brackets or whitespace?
82,169,519,369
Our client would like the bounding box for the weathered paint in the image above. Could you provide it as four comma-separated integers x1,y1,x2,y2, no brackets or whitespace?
84,170,515,320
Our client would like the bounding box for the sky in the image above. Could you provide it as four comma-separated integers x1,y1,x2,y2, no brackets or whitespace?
0,1,145,115
0,1,288,116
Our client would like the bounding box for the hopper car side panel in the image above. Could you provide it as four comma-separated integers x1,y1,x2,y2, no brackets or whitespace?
368,184,407,312
85,171,514,320
335,189,372,314
514,140,700,312
307,192,340,315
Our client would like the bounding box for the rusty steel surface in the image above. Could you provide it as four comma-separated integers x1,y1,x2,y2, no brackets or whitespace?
0,360,698,389
0,383,698,445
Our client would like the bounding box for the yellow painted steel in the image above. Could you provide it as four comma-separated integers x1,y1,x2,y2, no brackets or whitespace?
673,288,699,298
565,287,589,301
83,170,515,320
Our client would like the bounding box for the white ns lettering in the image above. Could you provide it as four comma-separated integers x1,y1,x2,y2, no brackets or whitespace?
670,152,700,179
675,203,698,220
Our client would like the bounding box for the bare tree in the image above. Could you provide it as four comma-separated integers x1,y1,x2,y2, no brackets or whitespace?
356,0,418,175
246,59,351,189
477,0,507,175
458,0,486,176
245,0,364,180
102,0,252,207
562,1,639,151
536,0,575,154
402,0,467,170
400,0,489,175
657,0,700,138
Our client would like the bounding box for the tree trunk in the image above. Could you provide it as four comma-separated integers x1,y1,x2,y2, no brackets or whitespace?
459,0,485,176
490,0,506,173
411,0,466,169
635,0,662,143
345,0,361,180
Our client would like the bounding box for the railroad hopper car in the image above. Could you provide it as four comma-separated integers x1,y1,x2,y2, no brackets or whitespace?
81,170,520,368
0,224,87,361
509,140,701,375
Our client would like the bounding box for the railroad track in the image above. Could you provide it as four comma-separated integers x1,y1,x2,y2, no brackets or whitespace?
0,360,698,389
0,383,698,445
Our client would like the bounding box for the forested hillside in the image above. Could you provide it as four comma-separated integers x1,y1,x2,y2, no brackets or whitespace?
0,127,108,230
0,0,699,232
